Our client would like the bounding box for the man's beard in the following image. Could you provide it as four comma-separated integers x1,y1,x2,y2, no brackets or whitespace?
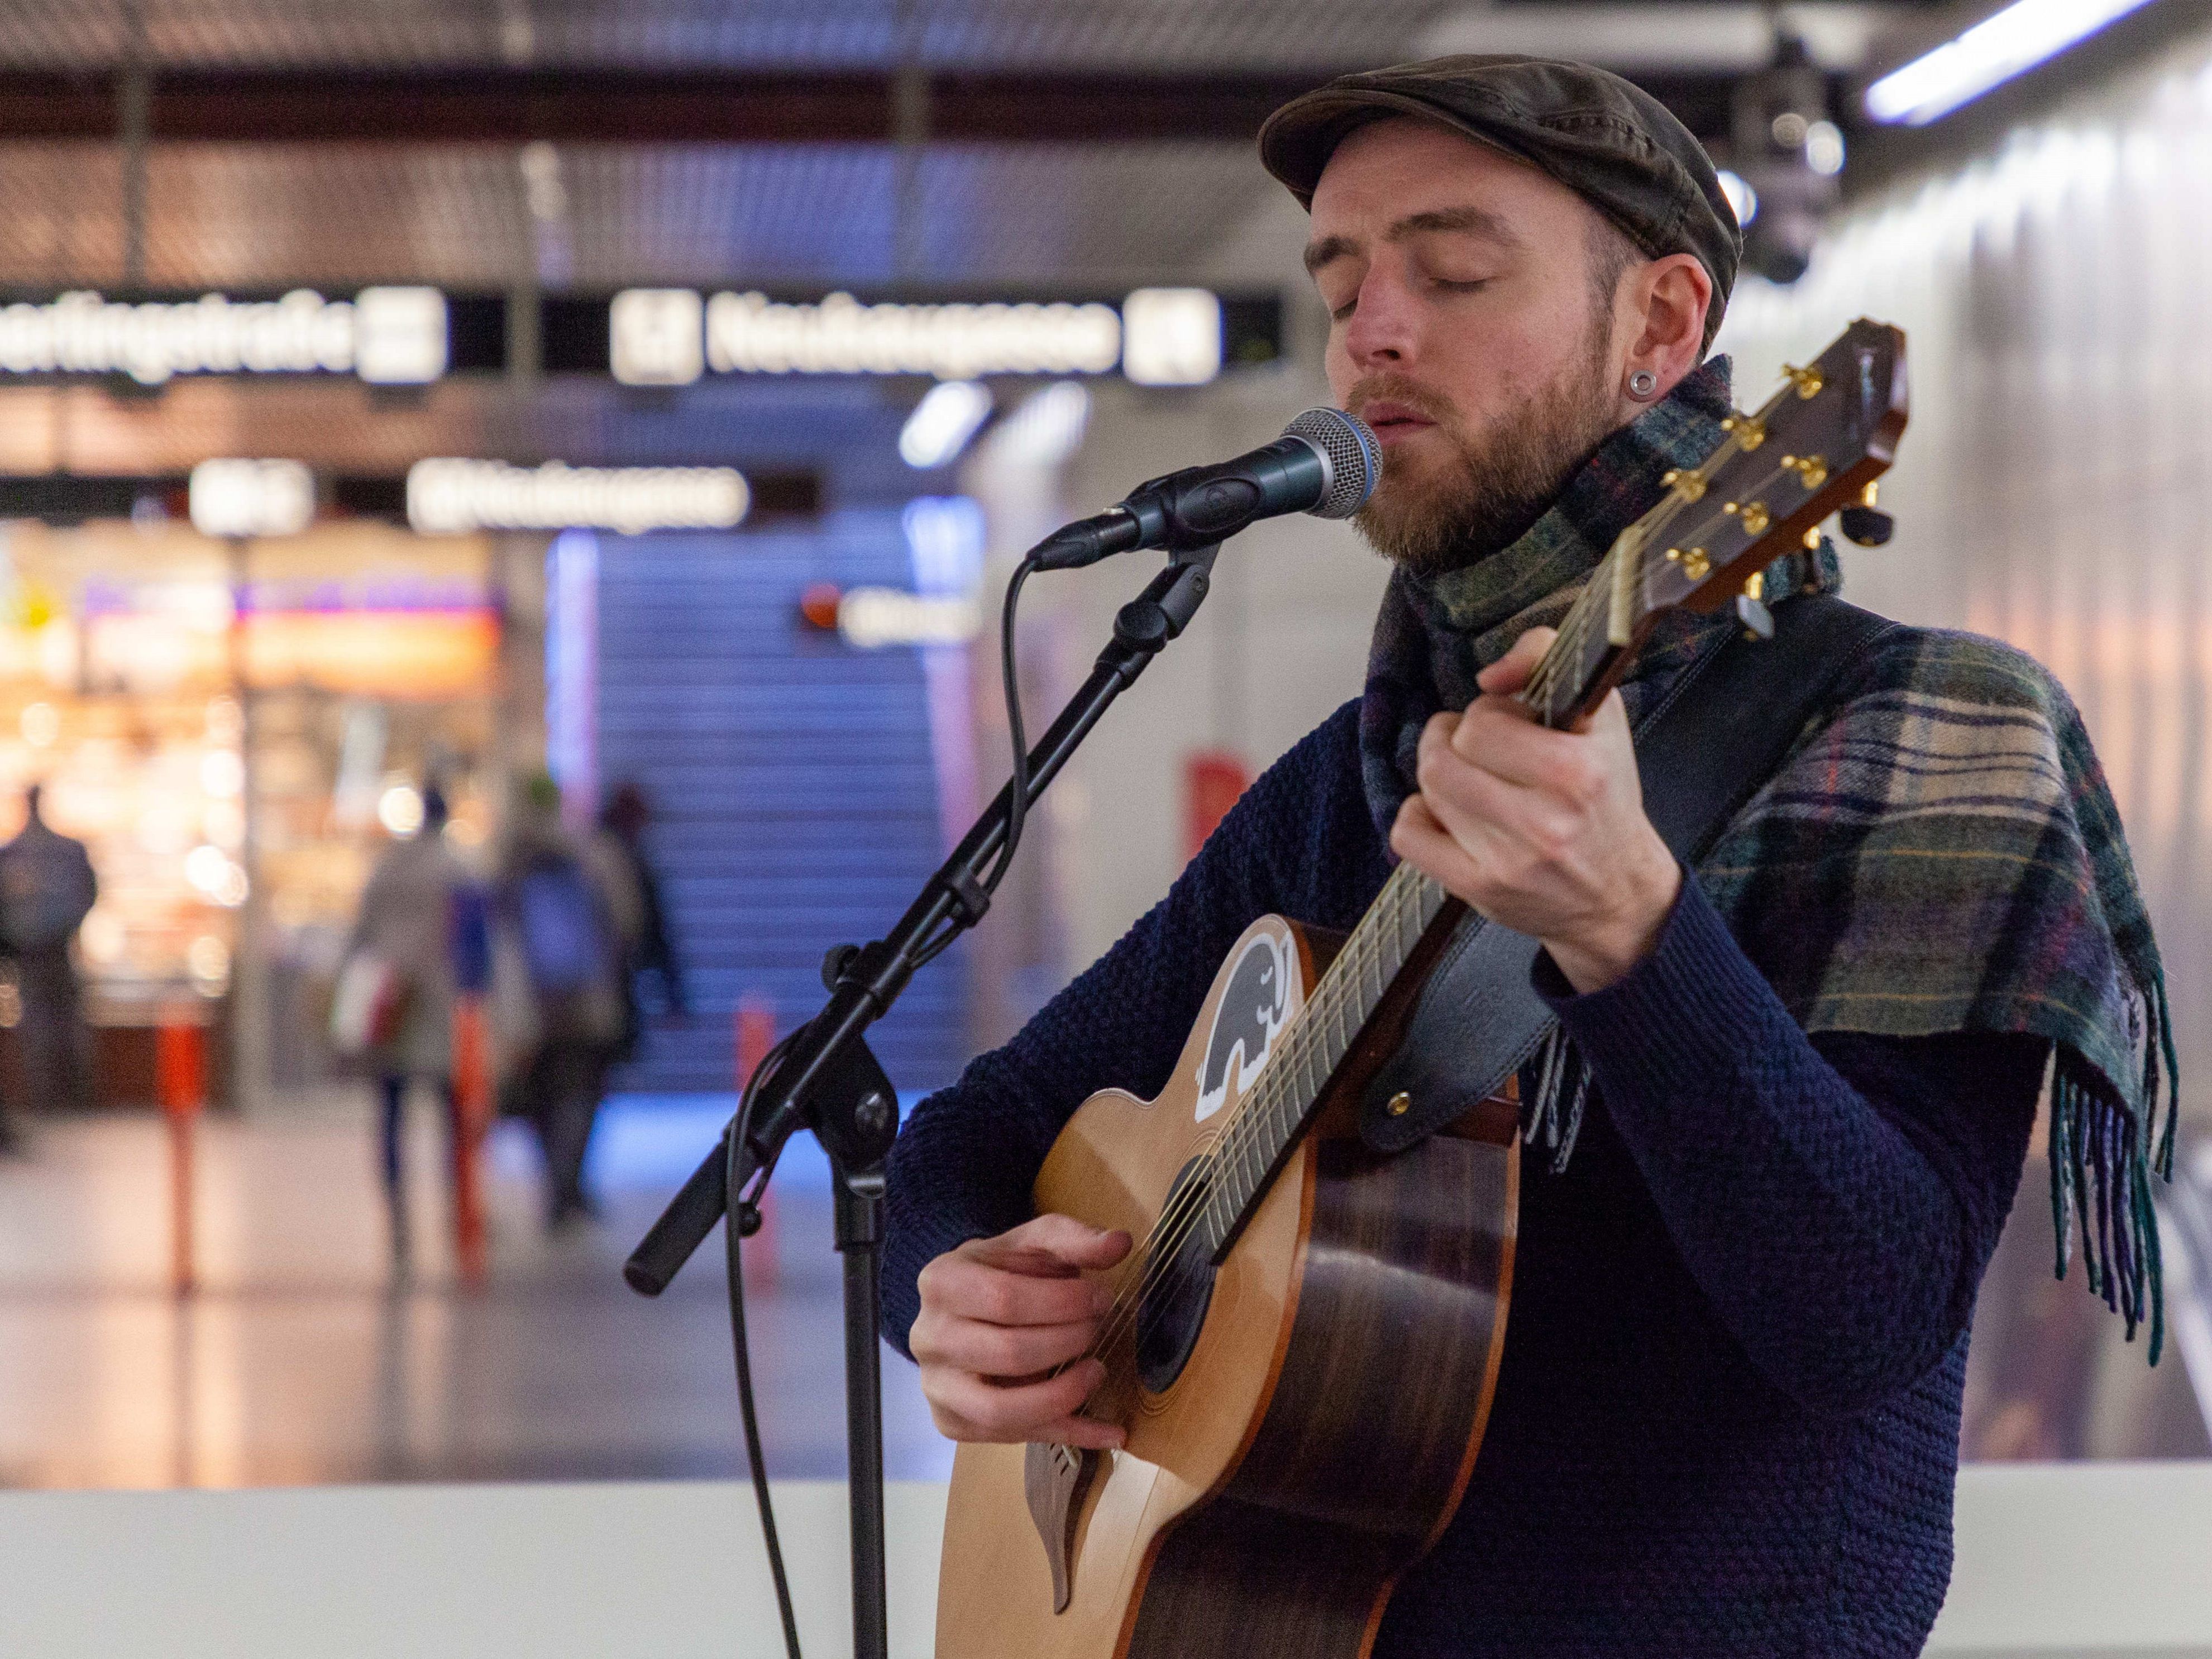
1351,329,1620,577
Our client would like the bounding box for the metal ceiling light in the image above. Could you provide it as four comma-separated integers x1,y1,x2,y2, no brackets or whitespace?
1731,32,1839,284
1716,169,1760,227
1866,0,2160,126
899,381,993,470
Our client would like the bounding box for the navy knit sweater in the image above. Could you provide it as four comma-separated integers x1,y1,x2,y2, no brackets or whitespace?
883,697,2045,1657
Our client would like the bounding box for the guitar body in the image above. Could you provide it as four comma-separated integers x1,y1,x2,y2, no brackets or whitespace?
936,915,1518,1659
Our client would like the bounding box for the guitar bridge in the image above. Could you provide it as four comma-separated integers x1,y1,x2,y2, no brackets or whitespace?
1024,1440,1100,1613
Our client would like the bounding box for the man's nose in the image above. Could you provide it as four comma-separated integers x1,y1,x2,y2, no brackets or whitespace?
1343,269,1416,369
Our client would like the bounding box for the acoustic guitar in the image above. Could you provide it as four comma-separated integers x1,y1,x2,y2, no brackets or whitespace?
937,319,1909,1658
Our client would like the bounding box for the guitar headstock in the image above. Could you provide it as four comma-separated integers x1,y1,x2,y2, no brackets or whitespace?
1633,317,1907,621
1527,317,1908,728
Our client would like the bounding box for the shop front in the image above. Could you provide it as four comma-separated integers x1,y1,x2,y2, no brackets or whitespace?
0,513,509,1109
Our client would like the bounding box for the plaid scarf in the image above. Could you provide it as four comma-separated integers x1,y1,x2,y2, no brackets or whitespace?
1360,358,2178,1356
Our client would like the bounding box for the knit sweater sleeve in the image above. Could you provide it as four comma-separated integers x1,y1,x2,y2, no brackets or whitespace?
880,701,1369,1359
1536,872,2046,1416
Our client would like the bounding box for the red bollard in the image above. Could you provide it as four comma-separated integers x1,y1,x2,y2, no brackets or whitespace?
1183,748,1253,864
450,995,491,1286
156,1017,204,1297
736,994,777,1285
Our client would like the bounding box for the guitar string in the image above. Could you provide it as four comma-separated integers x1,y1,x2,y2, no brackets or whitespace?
1060,379,1828,1406
1041,881,1409,1474
1079,814,1460,1380
1526,389,1812,718
1072,869,1415,1373
1069,866,1422,1377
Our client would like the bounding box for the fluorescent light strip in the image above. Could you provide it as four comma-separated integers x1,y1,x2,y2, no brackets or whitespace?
899,381,993,470
1866,0,2160,125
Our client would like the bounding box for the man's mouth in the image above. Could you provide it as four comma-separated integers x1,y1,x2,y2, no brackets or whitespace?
1354,399,1438,447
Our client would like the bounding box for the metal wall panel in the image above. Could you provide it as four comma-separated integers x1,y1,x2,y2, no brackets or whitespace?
1714,26,2212,1128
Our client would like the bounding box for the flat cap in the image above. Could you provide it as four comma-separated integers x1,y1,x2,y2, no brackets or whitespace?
1259,55,1742,347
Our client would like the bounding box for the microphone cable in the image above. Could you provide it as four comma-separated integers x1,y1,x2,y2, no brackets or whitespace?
906,552,1040,972
988,556,1038,899
717,553,1044,1655
724,1026,805,1659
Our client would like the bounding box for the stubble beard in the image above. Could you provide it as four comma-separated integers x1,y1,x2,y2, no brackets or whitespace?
1351,320,1622,579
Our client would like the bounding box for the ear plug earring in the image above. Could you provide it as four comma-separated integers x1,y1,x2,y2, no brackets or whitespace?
1627,369,1658,400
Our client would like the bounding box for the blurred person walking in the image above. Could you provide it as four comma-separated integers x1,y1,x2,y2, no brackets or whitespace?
495,774,636,1231
600,781,687,1059
0,783,98,1137
341,783,472,1270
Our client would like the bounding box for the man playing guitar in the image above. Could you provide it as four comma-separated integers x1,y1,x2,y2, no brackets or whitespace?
883,58,2172,1657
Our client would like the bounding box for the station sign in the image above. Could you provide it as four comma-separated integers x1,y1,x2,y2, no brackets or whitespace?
0,286,461,385
599,285,1281,388
188,458,316,538
405,459,751,536
0,286,1282,390
0,465,818,532
800,582,982,649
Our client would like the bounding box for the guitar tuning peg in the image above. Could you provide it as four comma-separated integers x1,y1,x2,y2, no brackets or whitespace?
1838,505,1894,547
1736,592,1774,640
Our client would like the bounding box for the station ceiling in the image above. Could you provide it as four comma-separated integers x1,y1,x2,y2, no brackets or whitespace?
0,0,2002,293
0,2,1642,73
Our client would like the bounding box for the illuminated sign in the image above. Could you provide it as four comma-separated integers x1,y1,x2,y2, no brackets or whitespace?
609,285,1249,386
187,459,316,539
800,582,982,649
608,288,704,386
1120,289,1222,386
701,291,1122,381
0,287,448,385
899,381,993,469
0,467,818,529
407,458,750,536
73,573,501,700
838,588,981,649
0,286,1268,386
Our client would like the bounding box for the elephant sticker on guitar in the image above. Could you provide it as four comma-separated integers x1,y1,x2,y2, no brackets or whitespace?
1193,931,1290,1124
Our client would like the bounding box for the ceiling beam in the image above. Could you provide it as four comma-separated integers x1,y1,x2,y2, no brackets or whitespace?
0,65,1780,147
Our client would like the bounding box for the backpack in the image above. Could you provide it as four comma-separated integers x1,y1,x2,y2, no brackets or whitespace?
0,835,95,952
514,858,609,996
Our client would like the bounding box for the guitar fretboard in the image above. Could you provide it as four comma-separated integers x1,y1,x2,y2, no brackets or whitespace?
1196,860,1450,1261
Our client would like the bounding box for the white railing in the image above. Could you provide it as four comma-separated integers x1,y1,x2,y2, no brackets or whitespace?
2,1467,2207,1657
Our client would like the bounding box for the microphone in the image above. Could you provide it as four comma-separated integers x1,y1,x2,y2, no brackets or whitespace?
1033,408,1382,570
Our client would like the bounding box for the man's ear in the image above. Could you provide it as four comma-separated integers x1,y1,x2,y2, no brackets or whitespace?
1618,254,1713,404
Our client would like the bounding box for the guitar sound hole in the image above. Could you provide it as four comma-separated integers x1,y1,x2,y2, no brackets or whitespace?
1136,1156,1219,1395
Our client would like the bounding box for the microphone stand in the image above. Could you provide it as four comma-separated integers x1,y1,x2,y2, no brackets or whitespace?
625,541,1221,1659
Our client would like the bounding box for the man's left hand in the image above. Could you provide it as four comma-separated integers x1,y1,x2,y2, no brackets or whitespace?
1389,625,1681,994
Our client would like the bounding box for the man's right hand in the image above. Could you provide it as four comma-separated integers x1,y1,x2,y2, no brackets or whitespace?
910,1213,1132,1451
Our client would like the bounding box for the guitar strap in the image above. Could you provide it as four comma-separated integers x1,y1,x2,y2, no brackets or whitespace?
1357,592,1901,1155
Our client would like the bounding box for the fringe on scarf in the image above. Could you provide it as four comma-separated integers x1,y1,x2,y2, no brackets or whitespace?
2049,972,2180,1366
